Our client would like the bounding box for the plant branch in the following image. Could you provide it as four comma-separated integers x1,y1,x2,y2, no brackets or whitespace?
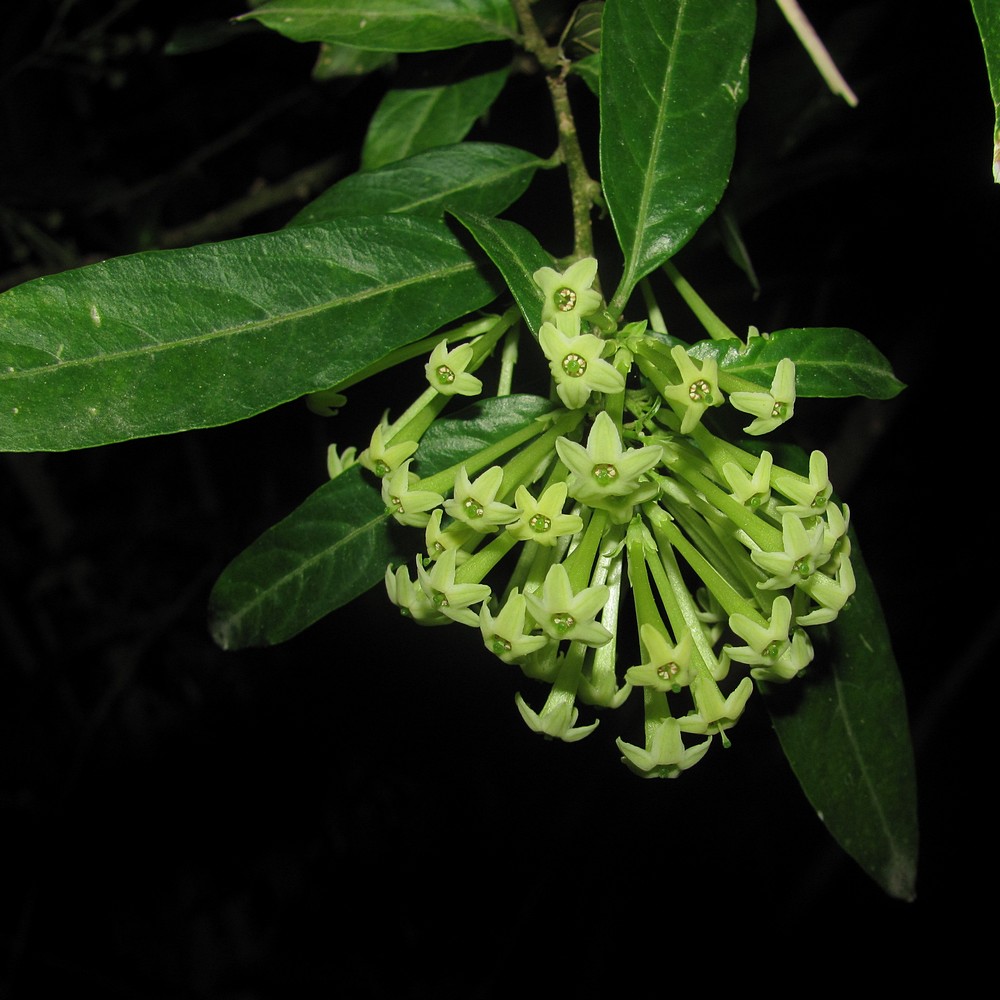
511,0,599,260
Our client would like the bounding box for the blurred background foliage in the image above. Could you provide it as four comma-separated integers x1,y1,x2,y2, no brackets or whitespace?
1,0,992,995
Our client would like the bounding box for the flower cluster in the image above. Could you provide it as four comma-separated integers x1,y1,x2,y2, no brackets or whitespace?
336,258,855,778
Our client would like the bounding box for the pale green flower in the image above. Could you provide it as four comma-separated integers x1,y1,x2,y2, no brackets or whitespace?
722,450,773,509
443,465,518,533
677,675,754,738
750,628,814,682
533,256,603,333
360,413,419,477
425,338,483,397
659,345,724,434
727,595,793,665
423,508,472,563
538,321,625,410
515,689,599,742
524,562,612,647
326,444,358,480
729,358,797,435
772,450,832,516
381,460,443,527
506,481,583,545
415,546,491,627
384,562,449,624
625,623,696,692
616,716,712,778
747,512,827,590
479,589,550,664
555,411,661,522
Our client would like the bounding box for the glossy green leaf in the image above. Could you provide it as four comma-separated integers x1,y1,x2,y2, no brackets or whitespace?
451,211,555,336
0,217,500,452
600,0,755,308
209,465,405,650
361,68,509,171
414,392,555,472
971,0,1000,182
209,394,555,649
311,42,396,80
762,538,919,901
240,0,518,52
689,327,906,399
290,143,545,225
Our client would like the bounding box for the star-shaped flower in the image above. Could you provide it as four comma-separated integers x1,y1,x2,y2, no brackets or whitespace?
384,562,449,624
659,345,724,434
479,589,550,664
515,688,599,743
677,675,754,741
443,465,519,533
381,460,443,527
555,411,661,521
538,321,625,410
326,443,358,480
625,623,696,692
506,481,583,545
722,450,773,509
533,256,604,333
415,547,491,626
523,562,612,647
728,358,797,435
772,450,832,516
425,338,483,397
359,412,419,477
616,716,713,778
748,512,826,590
726,595,794,666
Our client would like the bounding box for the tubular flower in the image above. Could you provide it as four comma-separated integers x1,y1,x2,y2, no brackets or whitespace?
625,623,696,693
360,413,419,477
381,460,443,528
538,321,625,410
385,562,449,624
677,675,755,739
729,358,797,435
773,450,832,516
425,338,483,397
658,344,725,434
555,411,661,521
524,562,612,647
479,589,550,664
415,547,491,627
326,444,358,480
444,465,518,533
506,482,583,545
533,256,604,333
616,716,713,778
747,512,827,590
722,450,773,509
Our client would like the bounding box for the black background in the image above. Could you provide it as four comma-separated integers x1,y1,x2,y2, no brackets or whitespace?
2,1,992,996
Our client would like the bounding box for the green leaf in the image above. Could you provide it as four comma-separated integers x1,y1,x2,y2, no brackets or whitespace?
0,217,500,452
208,465,405,650
689,327,906,399
208,393,554,649
600,0,755,309
311,42,396,80
971,0,1000,182
414,392,555,472
761,538,919,901
290,143,545,225
450,211,555,336
240,0,518,52
361,68,509,171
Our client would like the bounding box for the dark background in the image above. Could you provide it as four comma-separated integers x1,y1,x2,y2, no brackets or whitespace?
1,1,991,995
